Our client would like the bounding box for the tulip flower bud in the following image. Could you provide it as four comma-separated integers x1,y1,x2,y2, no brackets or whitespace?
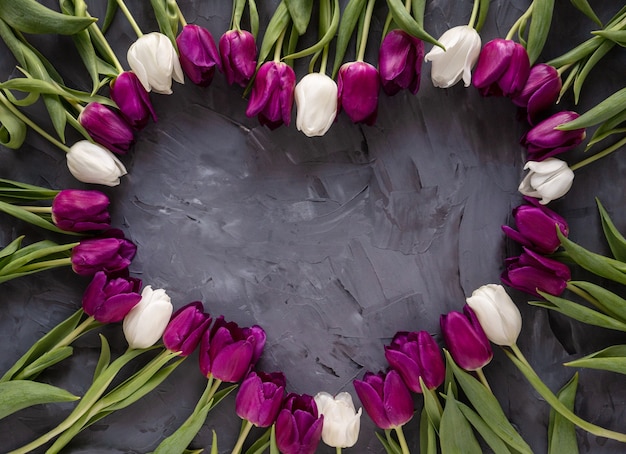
337,61,380,125
502,248,571,297
71,229,137,276
78,102,135,155
246,61,296,129
236,371,286,427
162,301,212,356
82,270,142,323
473,39,530,97
314,391,362,448
275,393,323,454
294,73,338,137
176,24,221,87
384,330,445,393
466,284,523,346
379,29,424,95
518,158,574,205
66,141,127,187
512,63,562,124
424,25,481,88
110,71,157,130
219,29,257,87
51,189,111,232
127,32,185,94
440,306,493,370
123,285,173,349
521,111,586,161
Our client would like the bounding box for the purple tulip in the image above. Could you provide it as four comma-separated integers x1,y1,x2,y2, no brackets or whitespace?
473,39,530,98
440,306,493,371
275,393,324,454
379,30,424,96
176,24,221,87
162,301,212,356
82,270,142,323
109,71,157,130
245,61,296,129
78,102,135,155
219,29,257,87
521,111,586,161
501,247,571,297
502,196,569,254
198,316,266,382
51,189,111,232
71,229,137,276
236,371,286,427
384,331,445,393
353,370,414,430
512,63,562,124
337,61,380,125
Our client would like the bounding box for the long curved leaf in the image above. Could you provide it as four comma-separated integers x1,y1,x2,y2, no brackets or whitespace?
0,380,79,419
548,374,579,454
284,0,314,35
570,0,602,27
0,0,95,35
0,102,27,149
386,0,442,49
526,0,555,64
564,345,626,375
283,0,340,61
331,0,367,77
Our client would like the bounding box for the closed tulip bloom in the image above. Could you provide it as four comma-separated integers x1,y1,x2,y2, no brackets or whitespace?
236,371,286,427
275,393,323,454
512,64,561,124
424,25,481,88
176,24,221,87
82,270,142,323
71,230,137,276
521,111,586,161
384,330,445,393
502,196,569,254
123,285,174,349
127,32,185,94
502,248,571,297
314,391,362,448
518,158,574,205
162,301,212,356
66,141,127,187
110,71,157,129
51,189,111,232
246,61,296,129
219,29,257,87
294,73,338,137
78,102,135,155
379,29,424,95
337,61,380,125
473,39,530,97
440,306,493,370
353,370,413,430
466,284,523,347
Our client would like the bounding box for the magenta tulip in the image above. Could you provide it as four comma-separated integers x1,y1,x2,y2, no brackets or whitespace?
78,102,135,155
176,24,221,87
337,61,380,125
521,111,586,161
109,71,157,130
502,247,571,297
512,63,562,124
473,39,530,97
378,29,424,95
353,370,413,430
236,371,286,427
246,61,296,129
162,301,212,356
71,229,137,276
219,29,257,87
51,189,111,232
275,393,323,454
82,270,142,323
440,306,493,371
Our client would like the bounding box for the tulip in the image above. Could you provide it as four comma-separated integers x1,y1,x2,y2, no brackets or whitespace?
465,284,523,347
518,158,574,205
122,285,174,349
245,61,296,129
353,369,413,430
82,270,142,323
502,196,569,254
384,330,445,393
176,24,221,87
512,63,562,124
199,316,266,382
78,102,135,155
502,248,571,297
314,391,362,448
294,73,338,137
110,71,157,129
162,301,212,356
473,39,530,97
337,61,380,125
423,25,482,88
379,29,424,95
66,141,128,187
51,189,111,232
440,306,493,370
521,111,586,161
127,32,185,94
275,393,324,454
71,230,137,276
236,371,286,427
219,29,257,87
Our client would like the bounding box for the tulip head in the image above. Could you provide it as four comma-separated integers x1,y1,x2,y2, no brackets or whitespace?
502,248,571,297
337,61,380,125
66,141,127,187
78,102,135,155
465,284,523,346
518,158,574,205
512,64,561,124
275,393,324,454
473,39,530,97
384,330,445,393
176,24,221,87
219,29,257,87
245,61,296,129
110,71,158,130
424,25,482,88
379,29,424,95
236,371,286,427
123,285,174,349
440,306,493,370
82,270,142,323
521,111,586,161
127,32,185,94
294,73,338,137
162,301,212,356
71,230,137,276
51,189,111,232
314,391,362,448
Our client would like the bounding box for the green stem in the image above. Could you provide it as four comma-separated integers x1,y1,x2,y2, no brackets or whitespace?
426,386,444,416
394,425,410,454
506,2,534,41
468,0,480,29
16,257,72,273
231,419,253,454
319,44,330,75
115,0,144,37
475,367,492,393
55,316,98,349
404,0,411,12
173,1,187,26
88,20,124,73
570,136,626,171
20,206,52,214
556,63,571,76
274,28,286,62
336,447,342,454
565,281,602,307
357,0,376,62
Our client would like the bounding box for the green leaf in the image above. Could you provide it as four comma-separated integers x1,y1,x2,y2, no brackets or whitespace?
284,0,314,35
569,280,626,323
569,0,602,27
282,0,340,61
154,399,214,453
593,30,626,47
0,201,76,235
93,334,111,380
548,373,579,454
419,407,438,454
102,1,118,34
526,0,555,65
270,424,279,454
210,383,238,409
0,101,27,149
440,386,482,454
0,380,79,419
16,347,74,380
0,240,74,276
546,36,601,68
331,0,366,77
150,0,178,48
257,1,291,68
456,401,513,454
210,430,218,454
564,345,626,375
475,0,491,32
597,198,626,262
558,87,626,130
0,0,95,35
248,0,259,38
572,40,615,104
244,428,271,454
420,377,442,433
385,0,443,49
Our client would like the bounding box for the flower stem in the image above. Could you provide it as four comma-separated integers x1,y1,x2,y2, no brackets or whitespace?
475,367,492,393
173,1,187,27
115,0,144,37
565,281,602,308
394,425,410,454
570,136,626,171
16,257,73,273
231,419,253,454
274,28,286,62
336,447,342,454
357,0,376,62
468,0,480,29
20,206,52,214
87,20,125,73
506,2,534,41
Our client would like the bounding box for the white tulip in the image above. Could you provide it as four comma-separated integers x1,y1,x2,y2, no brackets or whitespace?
424,25,482,88
66,140,127,186
127,32,185,94
518,158,574,205
123,286,173,349
314,391,362,448
466,284,522,346
294,73,338,137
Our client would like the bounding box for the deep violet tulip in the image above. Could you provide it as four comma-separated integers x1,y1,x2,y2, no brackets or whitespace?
473,39,530,98
440,305,493,371
162,301,212,356
78,102,135,155
275,393,324,454
353,369,414,430
219,29,257,87
71,229,137,276
51,189,111,232
245,61,296,129
236,371,286,427
512,63,562,124
176,24,221,87
521,111,586,161
501,247,571,297
384,330,445,393
337,61,380,125
379,29,424,96
502,196,569,254
82,270,142,323
109,71,157,130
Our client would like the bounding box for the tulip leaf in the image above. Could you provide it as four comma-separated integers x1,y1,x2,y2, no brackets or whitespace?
102,0,118,34
244,427,271,454
573,40,615,104
0,240,75,276
593,30,626,47
420,377,442,433
419,407,438,454
0,178,59,202
385,0,443,49
331,0,366,77
455,400,513,454
596,198,626,262
0,380,79,419
270,424,279,454
475,0,491,33
570,0,602,27
17,346,74,380
546,36,601,68
548,373,579,454
0,201,78,235
411,0,426,24
525,0,555,65
440,386,482,454
0,236,24,260
284,0,314,35
564,345,626,375
0,102,27,149
93,335,112,380
2,87,40,107
558,87,626,130
257,1,291,68
282,0,339,62
568,280,626,323
150,0,178,48
376,431,402,454
0,0,95,35
248,0,260,38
